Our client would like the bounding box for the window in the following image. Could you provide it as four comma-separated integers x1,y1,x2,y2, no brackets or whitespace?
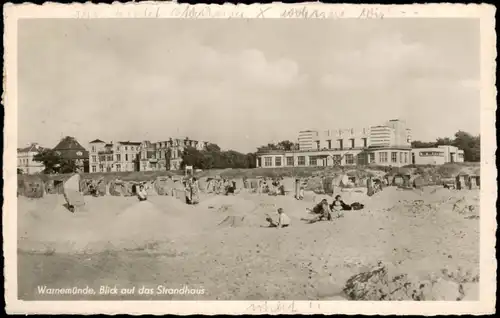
404,153,408,163
125,146,128,151
369,153,375,163
116,146,120,151
338,139,344,150
357,154,365,165
116,154,121,161
363,138,368,148
316,141,320,150
264,157,272,167
419,151,444,157
125,154,128,161
131,146,134,151
297,156,306,166
400,152,403,163
327,140,332,149
275,157,282,167
391,152,397,163
345,154,354,165
116,164,121,172
99,164,104,172
92,155,97,163
91,146,96,152
107,155,112,161
350,139,355,148
310,156,318,166
106,166,112,172
92,166,97,173
286,156,294,166
378,152,388,163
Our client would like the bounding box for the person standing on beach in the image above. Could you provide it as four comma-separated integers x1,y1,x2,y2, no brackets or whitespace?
190,177,200,204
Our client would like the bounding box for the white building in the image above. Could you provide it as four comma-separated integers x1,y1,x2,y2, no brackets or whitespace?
17,143,45,174
258,119,413,168
88,139,142,173
411,145,464,165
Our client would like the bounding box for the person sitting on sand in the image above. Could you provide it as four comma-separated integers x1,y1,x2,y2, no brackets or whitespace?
307,199,329,215
225,180,236,195
330,195,351,218
137,184,148,201
263,208,291,228
302,200,332,224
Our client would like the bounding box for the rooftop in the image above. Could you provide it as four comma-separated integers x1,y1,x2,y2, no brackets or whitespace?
89,139,106,144
17,143,45,153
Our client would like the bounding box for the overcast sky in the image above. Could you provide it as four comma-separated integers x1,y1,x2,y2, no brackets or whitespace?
18,18,480,153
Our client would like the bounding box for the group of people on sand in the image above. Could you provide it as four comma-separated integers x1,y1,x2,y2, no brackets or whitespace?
263,194,362,228
135,177,201,205
206,178,237,195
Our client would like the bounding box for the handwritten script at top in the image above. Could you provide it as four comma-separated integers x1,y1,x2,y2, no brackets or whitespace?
74,5,386,19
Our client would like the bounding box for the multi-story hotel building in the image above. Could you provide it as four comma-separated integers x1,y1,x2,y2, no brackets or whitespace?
88,137,209,172
139,138,208,171
88,140,142,173
256,119,413,168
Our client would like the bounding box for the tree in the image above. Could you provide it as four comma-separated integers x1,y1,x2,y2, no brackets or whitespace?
411,130,480,162
33,149,78,174
435,137,453,146
453,131,480,162
257,140,299,152
17,168,23,174
180,146,205,169
411,140,437,148
181,143,257,170
277,140,296,151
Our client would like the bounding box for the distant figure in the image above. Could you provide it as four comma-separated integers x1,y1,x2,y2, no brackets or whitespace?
137,184,148,201
184,179,193,204
263,208,291,228
191,177,200,204
225,180,236,195
367,177,375,196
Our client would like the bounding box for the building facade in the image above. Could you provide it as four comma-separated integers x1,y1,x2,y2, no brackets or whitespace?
139,138,208,171
257,119,413,168
88,140,142,173
17,143,46,174
411,145,464,165
88,137,209,173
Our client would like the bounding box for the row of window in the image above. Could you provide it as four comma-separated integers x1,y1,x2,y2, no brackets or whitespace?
315,138,368,150
91,146,138,152
92,154,138,162
377,152,409,163
419,151,444,157
18,158,31,165
91,161,164,173
262,151,410,167
263,154,358,167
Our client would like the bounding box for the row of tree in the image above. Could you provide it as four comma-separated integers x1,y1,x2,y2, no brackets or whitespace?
411,131,480,162
180,143,257,170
